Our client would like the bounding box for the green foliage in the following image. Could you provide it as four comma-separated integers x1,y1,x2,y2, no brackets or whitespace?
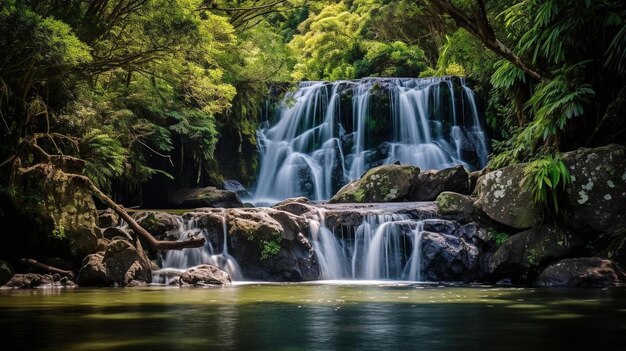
260,238,282,260
81,130,128,191
488,230,509,247
523,155,571,213
51,226,66,240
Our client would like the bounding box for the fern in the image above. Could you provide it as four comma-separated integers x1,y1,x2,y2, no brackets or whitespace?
523,155,571,213
80,129,127,191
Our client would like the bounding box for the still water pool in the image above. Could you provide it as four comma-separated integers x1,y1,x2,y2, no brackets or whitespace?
1,281,625,350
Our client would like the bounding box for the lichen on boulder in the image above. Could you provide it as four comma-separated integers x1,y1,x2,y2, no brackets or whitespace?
473,164,540,229
329,164,420,203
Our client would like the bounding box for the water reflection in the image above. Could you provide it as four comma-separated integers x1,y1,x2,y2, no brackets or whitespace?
0,284,625,350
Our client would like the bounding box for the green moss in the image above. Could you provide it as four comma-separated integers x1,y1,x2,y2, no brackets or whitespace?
260,238,282,260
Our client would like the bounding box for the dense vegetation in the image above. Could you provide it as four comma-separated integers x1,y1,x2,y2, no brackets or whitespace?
1,0,625,212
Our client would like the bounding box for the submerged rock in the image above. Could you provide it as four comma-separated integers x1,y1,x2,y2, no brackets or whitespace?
168,187,243,208
329,164,420,203
562,144,626,233
179,264,231,286
410,165,469,201
77,239,152,286
535,257,626,287
474,164,540,229
4,273,75,289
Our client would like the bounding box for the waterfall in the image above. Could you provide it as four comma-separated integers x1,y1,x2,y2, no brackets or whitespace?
254,77,489,203
154,212,243,282
309,211,426,281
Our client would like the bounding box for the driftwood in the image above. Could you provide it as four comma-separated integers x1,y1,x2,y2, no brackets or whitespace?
18,258,75,279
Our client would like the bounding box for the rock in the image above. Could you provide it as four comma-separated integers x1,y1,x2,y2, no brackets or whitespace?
562,145,626,233
273,197,316,216
474,164,540,229
329,164,420,203
469,168,488,194
223,179,251,198
421,231,481,282
0,260,14,285
77,239,151,286
134,211,181,241
436,191,475,220
102,227,133,241
194,208,319,281
168,187,243,208
489,224,584,282
597,227,626,268
410,165,469,201
9,163,100,259
422,219,460,235
98,209,119,228
179,264,231,286
535,258,626,287
4,273,75,289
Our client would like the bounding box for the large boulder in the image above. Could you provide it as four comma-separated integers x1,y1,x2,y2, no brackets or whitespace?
0,260,14,285
179,264,231,286
77,239,152,286
410,165,469,201
4,273,75,289
273,197,316,216
562,145,626,233
474,164,540,229
489,224,584,282
329,164,420,203
436,191,475,220
10,163,100,259
168,187,243,208
194,208,319,281
597,228,626,268
535,258,626,287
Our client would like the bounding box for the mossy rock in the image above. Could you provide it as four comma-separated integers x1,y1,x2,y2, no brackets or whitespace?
329,164,420,203
436,191,475,219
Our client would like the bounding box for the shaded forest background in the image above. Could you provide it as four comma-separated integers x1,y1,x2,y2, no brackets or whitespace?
1,0,625,210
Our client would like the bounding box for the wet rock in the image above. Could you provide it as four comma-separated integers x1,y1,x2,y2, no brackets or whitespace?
535,258,626,287
421,231,481,282
102,227,133,241
223,179,251,199
98,209,119,228
411,165,470,201
597,227,626,268
77,239,151,286
422,219,460,235
169,187,243,208
474,164,540,229
134,211,181,241
273,197,316,216
179,264,231,286
0,260,14,286
4,273,75,289
329,164,420,203
489,224,584,282
562,144,626,233
436,191,475,220
194,208,319,281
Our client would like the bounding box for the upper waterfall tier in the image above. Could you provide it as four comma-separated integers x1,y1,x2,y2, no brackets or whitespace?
254,77,489,203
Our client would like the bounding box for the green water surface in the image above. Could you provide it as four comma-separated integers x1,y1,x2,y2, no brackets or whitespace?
1,282,625,350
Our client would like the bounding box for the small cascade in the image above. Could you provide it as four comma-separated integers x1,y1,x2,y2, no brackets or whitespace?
254,77,489,203
309,210,425,281
154,212,243,282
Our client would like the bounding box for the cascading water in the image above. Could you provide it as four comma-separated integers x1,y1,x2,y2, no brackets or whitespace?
309,209,426,281
154,212,243,282
254,77,489,203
